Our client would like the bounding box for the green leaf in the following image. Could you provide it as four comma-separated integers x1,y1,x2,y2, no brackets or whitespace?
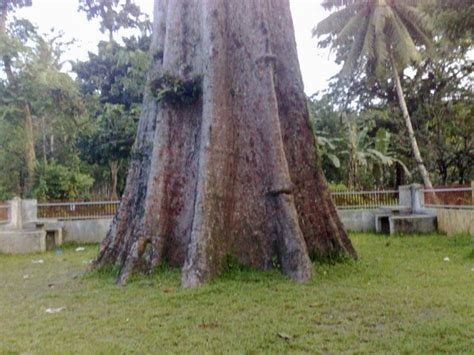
327,153,341,168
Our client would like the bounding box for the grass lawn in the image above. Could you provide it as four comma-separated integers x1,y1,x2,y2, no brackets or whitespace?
0,233,473,353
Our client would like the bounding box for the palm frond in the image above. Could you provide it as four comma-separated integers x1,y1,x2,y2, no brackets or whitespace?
336,12,366,45
395,0,427,7
388,10,421,69
395,4,433,51
313,4,362,37
318,0,433,78
321,0,367,11
340,12,370,77
373,5,391,77
361,9,376,59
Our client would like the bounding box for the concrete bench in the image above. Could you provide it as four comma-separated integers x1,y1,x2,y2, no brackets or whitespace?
29,221,63,250
10,220,63,251
390,215,437,234
375,205,410,234
376,214,437,235
377,205,412,215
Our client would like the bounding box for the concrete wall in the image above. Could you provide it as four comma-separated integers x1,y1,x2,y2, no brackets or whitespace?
46,208,474,242
61,210,381,242
437,209,474,236
62,212,379,241
337,209,376,232
62,218,112,243
0,230,46,254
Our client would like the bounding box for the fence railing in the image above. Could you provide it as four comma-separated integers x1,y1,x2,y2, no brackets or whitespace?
0,203,9,224
37,201,120,220
330,190,399,210
34,189,401,219
423,186,473,210
25,184,474,220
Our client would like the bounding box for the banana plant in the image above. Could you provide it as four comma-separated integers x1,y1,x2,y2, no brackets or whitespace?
341,121,410,188
315,130,342,168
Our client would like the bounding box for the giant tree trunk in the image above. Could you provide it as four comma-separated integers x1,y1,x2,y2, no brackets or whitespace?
390,53,433,189
94,0,356,287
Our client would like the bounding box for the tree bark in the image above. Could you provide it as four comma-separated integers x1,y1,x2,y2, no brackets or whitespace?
41,116,48,164
390,53,433,189
23,102,36,190
109,160,120,200
94,0,356,287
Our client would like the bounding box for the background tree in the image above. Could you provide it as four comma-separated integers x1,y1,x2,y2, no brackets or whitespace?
94,0,356,287
1,2,92,198
0,0,36,191
314,0,435,188
0,105,24,199
78,0,146,42
426,0,473,42
77,103,137,199
402,40,473,184
75,1,151,198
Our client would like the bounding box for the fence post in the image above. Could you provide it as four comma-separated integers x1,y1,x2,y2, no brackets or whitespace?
21,199,38,226
411,184,424,214
398,185,411,207
6,197,21,229
471,181,474,205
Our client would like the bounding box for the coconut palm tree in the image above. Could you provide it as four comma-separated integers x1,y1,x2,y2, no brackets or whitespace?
313,0,435,188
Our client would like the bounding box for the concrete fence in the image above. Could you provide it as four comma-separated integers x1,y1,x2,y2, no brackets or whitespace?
422,183,474,236
437,209,474,236
0,199,115,244
1,184,472,249
61,218,112,243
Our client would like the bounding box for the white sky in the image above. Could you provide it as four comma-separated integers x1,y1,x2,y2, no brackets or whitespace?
17,0,340,95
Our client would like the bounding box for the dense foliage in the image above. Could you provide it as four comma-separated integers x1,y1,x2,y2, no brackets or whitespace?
0,0,471,200
0,0,150,200
311,0,472,189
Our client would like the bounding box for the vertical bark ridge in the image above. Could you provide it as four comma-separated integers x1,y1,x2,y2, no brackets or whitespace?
117,0,206,282
267,0,356,259
94,0,167,270
181,0,234,286
250,0,312,280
